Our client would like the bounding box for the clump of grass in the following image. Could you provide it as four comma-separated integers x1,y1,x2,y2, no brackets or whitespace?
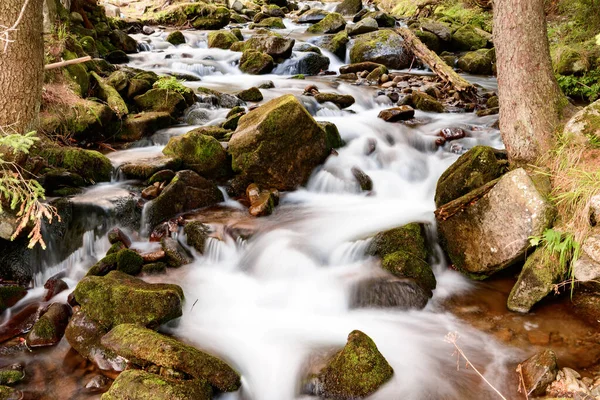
529,228,581,290
153,76,188,95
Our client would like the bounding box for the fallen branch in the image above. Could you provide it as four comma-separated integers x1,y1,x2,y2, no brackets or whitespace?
395,27,477,100
44,56,92,70
445,332,508,400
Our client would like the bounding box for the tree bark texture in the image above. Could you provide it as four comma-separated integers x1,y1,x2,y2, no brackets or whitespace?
0,0,44,134
493,0,565,165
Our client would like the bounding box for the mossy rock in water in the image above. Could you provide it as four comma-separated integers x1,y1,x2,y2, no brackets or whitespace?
142,262,168,275
411,91,444,113
314,93,355,109
381,251,436,296
414,29,440,52
90,71,128,117
109,29,138,53
26,303,71,347
319,121,344,149
237,87,263,102
434,145,506,207
148,3,230,30
73,270,184,330
228,94,340,190
0,364,25,385
251,17,286,29
307,12,346,34
0,385,21,400
239,33,295,59
118,111,175,142
144,170,224,229
207,30,239,49
162,131,229,178
349,30,411,69
107,242,126,255
184,221,210,253
186,126,231,140
101,370,212,400
87,253,118,276
367,223,428,260
134,88,188,117
222,112,244,130
41,147,113,183
507,247,564,313
240,50,274,74
318,31,349,60
166,30,186,45
116,249,144,275
101,324,242,392
316,330,393,399
457,48,495,75
0,285,26,313
451,24,488,51
335,0,362,16
362,11,395,27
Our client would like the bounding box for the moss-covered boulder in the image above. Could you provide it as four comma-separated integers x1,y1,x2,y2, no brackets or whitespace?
149,3,230,30
296,52,330,75
335,0,362,16
26,303,71,347
350,30,411,69
434,146,506,207
436,168,554,278
251,17,286,29
120,155,181,180
101,370,212,400
109,29,138,53
73,270,184,330
240,49,274,74
207,30,239,49
553,46,590,75
228,94,340,190
298,9,329,23
87,253,117,276
235,33,295,59
0,385,21,399
117,111,175,142
0,364,24,385
166,30,186,45
115,248,144,275
41,147,113,183
184,221,210,253
185,126,231,140
414,29,440,52
346,17,378,36
134,88,188,117
144,170,224,229
91,71,128,117
315,330,393,399
319,31,349,60
307,12,346,34
162,131,228,178
314,93,355,109
237,87,263,102
0,285,26,313
451,24,488,51
457,48,495,75
411,91,444,113
102,324,241,392
507,248,563,313
362,11,395,27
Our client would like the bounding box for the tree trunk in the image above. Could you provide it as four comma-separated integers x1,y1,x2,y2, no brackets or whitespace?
493,0,565,165
0,0,44,134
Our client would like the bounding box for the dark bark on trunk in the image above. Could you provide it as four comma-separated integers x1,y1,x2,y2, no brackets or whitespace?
0,0,44,134
493,0,565,165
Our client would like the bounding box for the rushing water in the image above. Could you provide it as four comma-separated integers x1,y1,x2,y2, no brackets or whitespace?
0,6,533,399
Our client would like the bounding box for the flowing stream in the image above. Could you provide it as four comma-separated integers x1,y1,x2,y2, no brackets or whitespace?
0,4,540,399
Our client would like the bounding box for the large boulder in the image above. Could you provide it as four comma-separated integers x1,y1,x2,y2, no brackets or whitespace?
151,3,230,30
507,248,563,313
102,324,241,392
349,30,411,69
307,12,346,34
298,9,329,24
101,370,212,400
346,17,378,36
208,30,239,49
335,0,362,16
296,52,330,75
234,33,295,59
228,94,340,190
117,112,175,142
457,48,495,75
163,130,229,178
361,11,395,27
451,25,489,51
317,31,349,60
144,170,224,228
434,146,507,207
240,50,275,74
41,147,113,183
73,270,184,329
436,168,554,278
134,88,188,117
520,350,559,397
314,330,393,399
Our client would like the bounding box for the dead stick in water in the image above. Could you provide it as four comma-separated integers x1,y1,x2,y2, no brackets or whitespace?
395,27,477,100
44,56,92,70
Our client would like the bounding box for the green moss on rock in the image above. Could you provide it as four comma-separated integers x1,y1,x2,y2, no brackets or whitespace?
134,88,188,117
317,330,393,399
207,30,239,49
162,131,228,178
240,50,275,74
166,30,186,45
307,12,346,34
457,48,495,75
116,249,144,275
90,71,128,117
184,221,210,253
451,24,488,51
101,324,241,392
41,147,113,183
411,91,444,113
237,87,263,102
142,262,168,275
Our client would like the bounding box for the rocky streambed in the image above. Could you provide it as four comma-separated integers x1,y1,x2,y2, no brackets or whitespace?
1,0,599,399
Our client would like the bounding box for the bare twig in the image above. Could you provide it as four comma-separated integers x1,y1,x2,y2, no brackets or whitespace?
0,0,32,53
45,56,92,70
445,332,508,400
516,364,530,400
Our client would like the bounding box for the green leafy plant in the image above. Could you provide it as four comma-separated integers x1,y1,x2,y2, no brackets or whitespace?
153,76,189,95
0,130,59,249
556,70,600,102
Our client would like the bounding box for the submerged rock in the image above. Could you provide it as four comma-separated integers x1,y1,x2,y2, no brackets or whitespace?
73,270,184,330
102,324,241,392
436,168,554,278
228,94,340,191
520,350,559,397
350,30,411,69
350,277,429,310
144,170,224,229
314,330,393,399
101,370,212,400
